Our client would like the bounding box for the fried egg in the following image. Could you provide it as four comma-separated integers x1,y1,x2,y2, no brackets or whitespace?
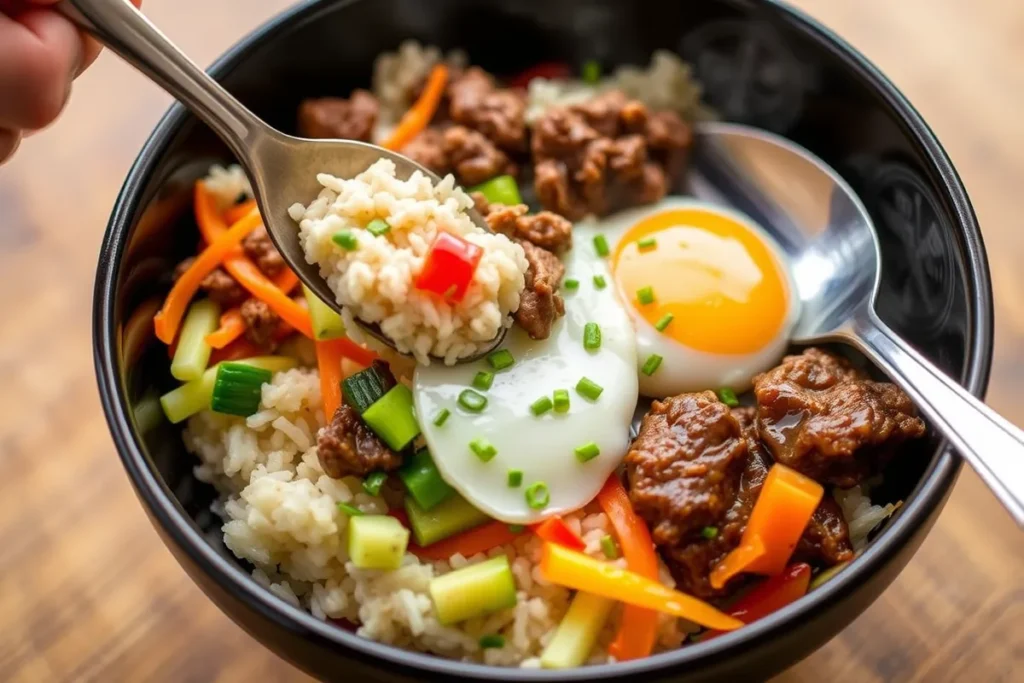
580,197,798,397
414,237,638,523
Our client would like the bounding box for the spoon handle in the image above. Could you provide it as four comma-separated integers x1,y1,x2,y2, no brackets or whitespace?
58,0,264,159
855,312,1024,527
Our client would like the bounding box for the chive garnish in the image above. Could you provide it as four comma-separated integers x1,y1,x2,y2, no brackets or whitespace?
479,634,506,649
600,534,619,559
574,441,600,462
654,313,675,332
593,234,610,257
575,377,604,401
701,526,719,540
337,502,364,516
458,389,488,412
332,230,358,250
525,482,550,510
583,322,601,351
433,408,451,426
716,387,740,407
507,469,523,488
581,60,601,84
362,472,387,497
530,395,554,416
564,278,580,291
553,389,570,414
366,218,391,236
593,274,607,290
487,349,515,370
472,371,495,391
637,286,655,305
470,437,498,462
637,236,657,250
641,354,663,376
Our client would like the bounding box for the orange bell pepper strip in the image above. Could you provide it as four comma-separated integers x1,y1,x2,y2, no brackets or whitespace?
153,211,263,344
315,339,347,420
411,520,520,561
704,563,812,640
223,199,257,225
710,464,823,589
381,65,448,151
532,516,586,552
539,543,743,631
596,475,660,660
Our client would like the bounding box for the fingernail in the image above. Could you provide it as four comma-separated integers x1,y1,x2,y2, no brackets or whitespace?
0,129,23,165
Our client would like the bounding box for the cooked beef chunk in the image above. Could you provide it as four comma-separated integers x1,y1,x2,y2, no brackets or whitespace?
448,67,527,153
443,125,517,185
240,298,281,350
797,496,855,566
482,201,573,253
402,128,450,176
174,257,247,308
242,224,285,277
532,90,692,219
297,90,379,141
753,348,926,488
317,404,402,478
514,240,565,340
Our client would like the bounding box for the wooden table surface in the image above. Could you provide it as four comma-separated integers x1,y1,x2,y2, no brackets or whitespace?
2,1,1021,681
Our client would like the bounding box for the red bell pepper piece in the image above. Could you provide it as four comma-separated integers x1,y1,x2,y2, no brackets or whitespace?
507,62,572,88
532,516,586,552
703,563,812,640
414,232,483,302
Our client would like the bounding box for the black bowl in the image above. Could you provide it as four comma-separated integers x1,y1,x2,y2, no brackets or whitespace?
93,0,993,681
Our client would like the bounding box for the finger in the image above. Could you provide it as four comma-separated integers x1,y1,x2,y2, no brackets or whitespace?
0,8,82,130
0,128,23,165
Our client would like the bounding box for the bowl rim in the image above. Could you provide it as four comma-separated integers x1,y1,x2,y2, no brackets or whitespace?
93,0,994,679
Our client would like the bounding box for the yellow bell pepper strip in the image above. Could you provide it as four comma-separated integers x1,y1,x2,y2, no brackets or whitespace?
381,64,448,151
538,542,743,631
596,474,659,661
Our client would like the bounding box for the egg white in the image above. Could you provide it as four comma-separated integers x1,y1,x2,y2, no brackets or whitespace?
413,238,638,523
579,197,800,398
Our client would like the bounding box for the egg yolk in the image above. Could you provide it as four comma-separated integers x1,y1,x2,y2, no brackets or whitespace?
611,208,790,355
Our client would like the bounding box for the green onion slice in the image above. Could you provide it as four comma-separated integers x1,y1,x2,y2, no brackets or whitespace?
641,354,663,376
716,387,740,407
337,502,364,517
332,230,358,250
575,377,603,401
574,441,600,462
654,313,675,332
433,408,451,426
637,286,655,305
458,389,488,412
593,234,610,257
525,482,551,510
470,437,498,462
362,472,388,497
472,371,495,391
530,395,554,416
487,349,515,370
583,322,601,351
507,469,523,488
553,389,570,414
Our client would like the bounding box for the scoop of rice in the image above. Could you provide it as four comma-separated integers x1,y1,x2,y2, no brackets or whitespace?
289,159,528,365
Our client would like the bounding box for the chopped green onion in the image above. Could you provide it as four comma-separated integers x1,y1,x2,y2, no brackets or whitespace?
332,230,358,250
159,356,297,424
479,634,506,649
458,388,488,412
210,362,273,417
581,60,601,83
701,526,719,540
433,408,451,426
575,377,604,401
600,534,619,559
530,395,554,416
342,364,396,414
553,389,570,414
469,175,522,206
470,437,498,462
593,275,607,290
398,448,454,510
593,234,610,257
563,278,580,291
637,236,657,250
361,384,421,451
717,387,740,407
507,469,523,487
508,524,526,533
472,371,495,391
574,441,600,462
337,502,364,517
583,322,601,351
487,349,515,370
641,354,663,376
366,218,391,236
654,313,675,332
362,472,388,497
637,286,655,305
525,482,550,510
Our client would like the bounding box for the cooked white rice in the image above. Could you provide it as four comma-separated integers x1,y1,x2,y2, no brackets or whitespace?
204,164,253,210
288,158,528,365
834,485,897,550
372,40,467,124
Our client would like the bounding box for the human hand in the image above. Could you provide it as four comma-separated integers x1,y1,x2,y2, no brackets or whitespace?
0,0,142,164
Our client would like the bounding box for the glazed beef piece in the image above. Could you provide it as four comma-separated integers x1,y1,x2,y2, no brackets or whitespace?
753,347,926,488
242,225,285,277
798,496,855,566
531,90,692,219
297,90,379,142
317,404,402,478
514,240,566,340
480,199,573,253
447,67,527,153
443,126,517,185
174,258,247,308
240,298,282,350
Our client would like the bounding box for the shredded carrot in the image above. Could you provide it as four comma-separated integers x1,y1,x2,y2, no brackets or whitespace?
316,339,346,420
223,199,257,225
381,65,448,151
275,267,300,294
332,337,378,367
205,269,301,349
410,520,520,561
153,211,263,344
597,475,660,660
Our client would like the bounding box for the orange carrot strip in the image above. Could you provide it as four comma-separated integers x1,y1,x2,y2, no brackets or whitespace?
205,309,247,349
381,65,448,151
316,339,346,420
223,199,257,225
209,338,263,364
409,520,520,561
332,337,378,367
709,535,766,590
153,212,262,344
597,475,660,660
275,267,300,294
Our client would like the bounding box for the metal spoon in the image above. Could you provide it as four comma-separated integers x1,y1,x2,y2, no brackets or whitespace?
689,121,1024,526
59,0,505,362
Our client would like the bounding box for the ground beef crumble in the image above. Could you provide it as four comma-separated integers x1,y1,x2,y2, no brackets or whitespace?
297,90,379,142
317,404,402,478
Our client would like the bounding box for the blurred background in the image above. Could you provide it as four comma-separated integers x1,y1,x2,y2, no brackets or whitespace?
1,0,1020,681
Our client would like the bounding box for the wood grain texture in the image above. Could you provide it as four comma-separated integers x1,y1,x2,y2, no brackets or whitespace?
1,1,1020,681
